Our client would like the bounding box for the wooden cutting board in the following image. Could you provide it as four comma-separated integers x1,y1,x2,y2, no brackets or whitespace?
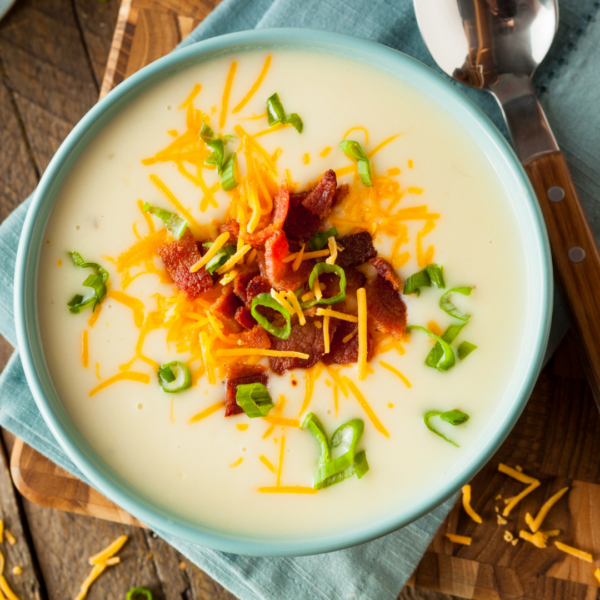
10,1,600,598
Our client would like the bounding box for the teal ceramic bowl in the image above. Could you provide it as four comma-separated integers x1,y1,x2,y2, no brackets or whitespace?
14,28,552,556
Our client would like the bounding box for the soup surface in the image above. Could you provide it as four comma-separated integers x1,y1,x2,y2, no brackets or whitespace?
37,49,527,538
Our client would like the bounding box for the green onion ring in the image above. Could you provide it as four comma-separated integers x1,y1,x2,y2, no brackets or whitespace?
440,287,472,321
157,361,192,393
425,322,466,369
457,341,478,360
236,383,274,418
407,325,456,371
251,293,292,339
300,263,347,309
424,409,470,447
126,587,153,600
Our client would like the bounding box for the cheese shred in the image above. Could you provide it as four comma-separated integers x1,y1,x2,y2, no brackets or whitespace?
356,288,368,381
554,541,593,562
315,308,358,323
498,463,540,516
323,315,331,354
326,236,338,265
215,349,310,359
519,529,560,548
445,534,472,545
525,486,569,533
461,485,483,524
216,244,252,275
190,232,230,272
286,292,306,326
81,330,89,369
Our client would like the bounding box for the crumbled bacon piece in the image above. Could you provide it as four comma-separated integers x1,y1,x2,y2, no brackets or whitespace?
235,306,256,330
283,192,322,242
232,270,259,304
225,364,268,417
242,325,271,349
209,286,243,333
268,319,339,374
157,230,213,300
245,275,271,304
370,257,401,291
335,231,377,268
243,185,290,247
364,275,407,340
218,219,240,245
301,170,337,218
322,320,373,365
262,229,290,287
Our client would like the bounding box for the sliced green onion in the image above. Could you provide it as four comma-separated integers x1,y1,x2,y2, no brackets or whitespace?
143,202,188,240
251,293,291,339
424,409,470,447
301,413,331,467
126,587,153,600
403,269,430,296
302,415,368,489
425,323,466,369
236,382,274,418
440,287,472,321
339,140,373,187
301,263,347,309
266,93,286,126
67,252,109,314
266,93,303,133
202,242,237,275
457,341,478,360
307,227,338,252
157,361,191,393
404,264,445,295
407,325,455,371
220,152,238,191
199,121,217,140
425,264,445,288
283,113,303,133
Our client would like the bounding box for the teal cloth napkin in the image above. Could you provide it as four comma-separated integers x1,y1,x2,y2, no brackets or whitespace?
2,1,600,598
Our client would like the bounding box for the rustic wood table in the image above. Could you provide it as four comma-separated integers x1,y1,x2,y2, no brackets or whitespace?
0,2,598,599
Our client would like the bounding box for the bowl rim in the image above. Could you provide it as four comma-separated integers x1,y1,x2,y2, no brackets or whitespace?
14,27,553,556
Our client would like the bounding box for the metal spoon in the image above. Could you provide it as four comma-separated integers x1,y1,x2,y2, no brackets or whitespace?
415,0,600,406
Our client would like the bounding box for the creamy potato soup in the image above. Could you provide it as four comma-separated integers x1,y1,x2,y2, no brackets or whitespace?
38,49,526,538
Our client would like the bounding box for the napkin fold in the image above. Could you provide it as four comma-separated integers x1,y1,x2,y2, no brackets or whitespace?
2,1,600,599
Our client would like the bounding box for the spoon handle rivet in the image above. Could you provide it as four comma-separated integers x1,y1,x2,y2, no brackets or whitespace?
548,186,565,202
568,247,586,263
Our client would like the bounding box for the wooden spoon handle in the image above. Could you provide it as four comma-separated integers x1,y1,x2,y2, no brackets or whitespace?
524,150,600,403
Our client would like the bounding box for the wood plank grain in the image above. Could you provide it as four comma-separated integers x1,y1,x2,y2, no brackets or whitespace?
0,437,44,600
0,0,99,174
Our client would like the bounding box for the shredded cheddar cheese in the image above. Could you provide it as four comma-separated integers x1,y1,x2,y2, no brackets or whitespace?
87,304,102,328
189,401,226,424
179,83,202,109
81,330,89,369
11,568,21,576
286,291,306,326
323,315,331,354
216,244,252,275
343,376,389,438
594,568,600,585
260,455,276,473
219,61,237,129
215,348,310,359
108,291,145,328
3,532,14,547
292,244,305,271
357,288,368,380
504,531,514,542
0,521,4,543
378,361,411,388
519,529,560,549
498,463,540,516
270,289,295,314
325,366,349,397
326,236,338,265
320,146,331,157
75,535,128,600
554,541,593,562
525,486,569,533
497,515,508,525
342,329,357,344
89,372,150,397
445,534,471,545
461,485,483,524
190,232,230,272
232,55,271,114
282,249,329,263
315,308,358,323
367,133,402,158
230,457,243,468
